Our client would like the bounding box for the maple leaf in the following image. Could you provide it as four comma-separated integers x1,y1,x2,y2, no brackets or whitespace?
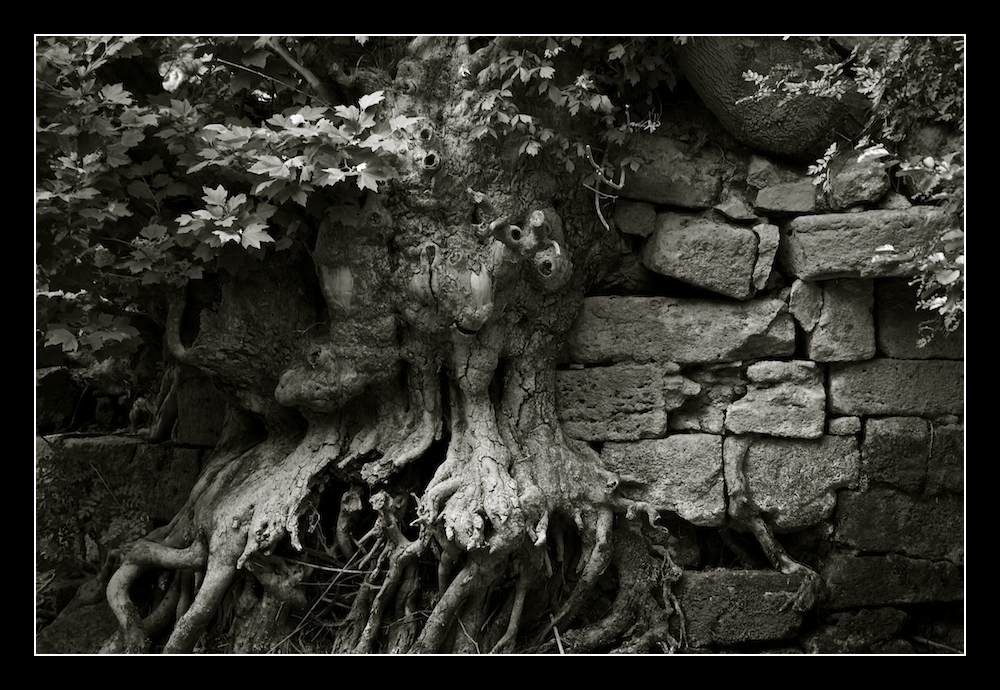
202,185,229,206
45,327,79,353
240,224,275,249
359,91,385,111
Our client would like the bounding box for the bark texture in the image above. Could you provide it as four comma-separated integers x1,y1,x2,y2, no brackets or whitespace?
102,37,684,654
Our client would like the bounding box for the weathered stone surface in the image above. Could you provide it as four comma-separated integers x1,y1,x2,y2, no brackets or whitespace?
780,207,953,280
876,278,964,359
640,212,759,299
803,279,876,362
601,434,725,526
927,423,964,495
725,360,826,438
822,552,963,609
788,279,823,332
828,358,964,416
861,417,932,493
801,607,909,654
669,365,746,434
828,153,892,210
555,364,669,441
714,191,758,222
827,416,861,436
751,223,780,290
613,199,657,237
834,486,963,564
565,295,795,364
619,134,723,209
728,435,860,530
754,180,820,214
676,569,805,647
746,154,801,189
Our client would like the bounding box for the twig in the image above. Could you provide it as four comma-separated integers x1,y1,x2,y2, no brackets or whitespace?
551,614,565,654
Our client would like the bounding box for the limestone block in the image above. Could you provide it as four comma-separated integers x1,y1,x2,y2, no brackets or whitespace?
828,358,964,416
566,295,795,365
754,180,820,214
676,569,805,647
861,417,932,493
822,552,963,609
803,279,876,362
728,435,860,531
833,486,964,564
555,364,670,441
613,199,656,237
725,360,826,438
876,278,964,359
751,222,780,290
669,365,746,434
601,434,725,526
828,154,891,210
640,212,759,299
619,134,723,209
780,207,952,280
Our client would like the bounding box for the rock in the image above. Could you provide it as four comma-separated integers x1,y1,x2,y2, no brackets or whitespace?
834,486,963,564
780,207,953,280
788,279,823,332
566,295,795,365
828,358,964,416
802,607,910,654
861,417,933,493
802,279,876,362
725,360,826,438
619,133,723,209
555,364,669,441
876,278,964,359
640,212,759,299
676,569,806,648
669,365,746,434
828,152,891,210
754,180,820,214
822,552,963,609
601,434,725,526
827,416,861,436
751,223,780,290
613,199,657,237
727,435,860,530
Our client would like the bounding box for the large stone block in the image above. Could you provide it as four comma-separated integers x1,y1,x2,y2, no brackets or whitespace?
555,364,670,441
725,360,826,438
640,212,760,299
876,278,964,359
799,279,876,362
601,434,725,526
822,552,963,609
828,358,964,416
861,417,932,493
727,435,860,531
833,486,964,564
780,207,953,280
565,295,795,365
676,569,806,647
618,134,723,209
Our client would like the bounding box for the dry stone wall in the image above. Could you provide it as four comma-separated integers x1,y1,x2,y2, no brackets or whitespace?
556,132,964,653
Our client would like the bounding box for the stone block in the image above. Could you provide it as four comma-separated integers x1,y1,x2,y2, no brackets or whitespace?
827,416,861,436
828,153,892,210
728,435,860,531
754,180,820,214
676,569,806,647
565,295,795,365
821,552,963,609
861,417,931,493
640,212,759,299
619,134,723,209
833,486,963,564
555,364,669,441
601,434,725,526
802,279,876,362
725,360,826,438
876,278,964,359
669,365,746,434
801,607,909,654
780,207,953,280
828,358,964,416
752,222,780,290
927,423,964,495
613,199,656,237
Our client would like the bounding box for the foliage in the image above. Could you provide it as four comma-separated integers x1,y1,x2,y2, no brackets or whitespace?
463,37,680,176
741,36,965,339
